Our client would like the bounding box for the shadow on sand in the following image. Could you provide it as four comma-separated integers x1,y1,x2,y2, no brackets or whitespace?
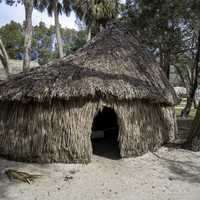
153,150,200,184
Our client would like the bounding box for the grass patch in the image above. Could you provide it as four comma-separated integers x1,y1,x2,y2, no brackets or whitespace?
175,107,197,119
175,98,197,119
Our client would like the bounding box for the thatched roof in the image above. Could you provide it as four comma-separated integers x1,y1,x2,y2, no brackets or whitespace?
0,22,178,105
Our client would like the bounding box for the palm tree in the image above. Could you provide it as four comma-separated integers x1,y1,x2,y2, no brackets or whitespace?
35,0,71,58
72,0,120,41
23,0,34,71
2,0,34,71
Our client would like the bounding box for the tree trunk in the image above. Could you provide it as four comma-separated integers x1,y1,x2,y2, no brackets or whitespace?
0,37,10,78
174,64,189,91
181,30,200,118
23,0,33,72
54,3,64,58
99,24,104,32
162,51,171,79
87,26,92,42
181,87,196,118
186,103,200,151
194,98,198,109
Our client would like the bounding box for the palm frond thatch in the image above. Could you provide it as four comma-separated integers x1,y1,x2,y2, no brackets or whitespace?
0,22,178,163
0,22,177,105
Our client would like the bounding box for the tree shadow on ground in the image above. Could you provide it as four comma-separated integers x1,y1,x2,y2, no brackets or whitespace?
153,151,200,184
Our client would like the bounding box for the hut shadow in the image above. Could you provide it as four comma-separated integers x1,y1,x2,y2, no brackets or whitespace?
91,107,120,161
92,138,121,160
152,152,200,184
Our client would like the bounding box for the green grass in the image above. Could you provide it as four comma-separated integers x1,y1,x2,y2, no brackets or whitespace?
175,106,197,119
175,98,197,119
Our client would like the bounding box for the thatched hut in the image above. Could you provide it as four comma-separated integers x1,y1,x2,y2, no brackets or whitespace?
0,22,178,163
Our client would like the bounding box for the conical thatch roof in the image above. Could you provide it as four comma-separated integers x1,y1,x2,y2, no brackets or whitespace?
0,22,177,105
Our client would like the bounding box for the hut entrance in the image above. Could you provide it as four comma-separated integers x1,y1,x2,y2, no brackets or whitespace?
91,107,120,159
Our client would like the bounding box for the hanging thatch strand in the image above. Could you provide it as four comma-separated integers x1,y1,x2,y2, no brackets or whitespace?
0,21,178,163
0,99,176,163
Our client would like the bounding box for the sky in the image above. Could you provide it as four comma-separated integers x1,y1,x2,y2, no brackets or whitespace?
0,2,78,30
0,0,126,30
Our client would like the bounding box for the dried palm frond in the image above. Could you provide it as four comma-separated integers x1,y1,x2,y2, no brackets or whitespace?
5,169,42,184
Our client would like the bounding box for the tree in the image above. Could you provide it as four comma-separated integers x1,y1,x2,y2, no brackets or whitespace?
126,0,188,79
72,0,121,41
0,21,24,59
173,25,200,110
167,0,200,117
33,22,53,64
180,30,200,117
35,0,71,58
0,20,86,65
23,0,34,71
126,1,200,117
186,103,200,151
33,22,86,64
0,37,10,77
179,1,200,117
1,0,34,72
70,30,87,51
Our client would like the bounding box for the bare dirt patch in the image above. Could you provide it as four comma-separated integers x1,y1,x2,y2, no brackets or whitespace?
0,147,200,200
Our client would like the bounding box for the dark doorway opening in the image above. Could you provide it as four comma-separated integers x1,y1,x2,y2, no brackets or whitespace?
91,107,120,160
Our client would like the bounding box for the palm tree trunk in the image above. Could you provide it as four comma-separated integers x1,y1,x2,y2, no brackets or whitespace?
0,37,10,78
23,0,33,72
54,3,64,58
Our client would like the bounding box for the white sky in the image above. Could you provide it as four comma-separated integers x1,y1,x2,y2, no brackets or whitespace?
0,0,126,30
0,2,78,29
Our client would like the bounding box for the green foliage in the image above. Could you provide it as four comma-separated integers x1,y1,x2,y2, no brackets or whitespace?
0,21,24,59
126,0,200,117
34,24,86,64
34,0,71,16
32,22,53,64
71,30,87,52
0,21,86,64
59,27,86,56
72,0,121,35
126,0,200,79
127,0,186,55
175,102,197,119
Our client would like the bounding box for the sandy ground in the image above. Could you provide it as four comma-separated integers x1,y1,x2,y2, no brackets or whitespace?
0,147,200,200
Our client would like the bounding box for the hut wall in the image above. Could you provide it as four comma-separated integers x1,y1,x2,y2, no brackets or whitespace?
114,102,176,157
0,100,96,163
0,99,176,163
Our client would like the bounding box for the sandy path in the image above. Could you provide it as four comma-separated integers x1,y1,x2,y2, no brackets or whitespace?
0,147,200,200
